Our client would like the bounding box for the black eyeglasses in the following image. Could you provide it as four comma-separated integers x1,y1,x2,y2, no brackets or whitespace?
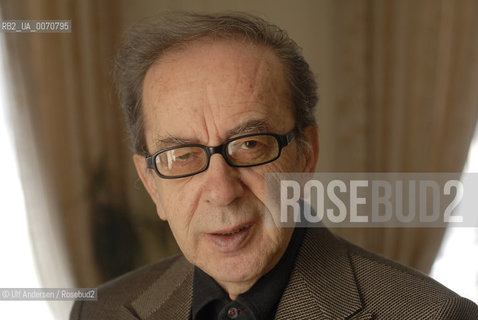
145,128,296,179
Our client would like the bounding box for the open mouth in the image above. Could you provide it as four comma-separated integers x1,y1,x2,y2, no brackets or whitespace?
207,223,254,251
213,225,251,236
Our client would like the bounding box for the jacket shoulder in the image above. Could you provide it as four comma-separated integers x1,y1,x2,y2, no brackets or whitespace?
344,240,478,319
70,254,191,320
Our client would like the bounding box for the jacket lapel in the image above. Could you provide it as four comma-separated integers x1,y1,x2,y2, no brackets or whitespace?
128,257,194,320
275,228,374,320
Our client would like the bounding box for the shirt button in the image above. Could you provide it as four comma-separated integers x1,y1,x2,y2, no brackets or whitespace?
227,307,239,319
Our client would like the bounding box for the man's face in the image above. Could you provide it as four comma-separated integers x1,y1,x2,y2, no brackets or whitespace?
135,39,317,296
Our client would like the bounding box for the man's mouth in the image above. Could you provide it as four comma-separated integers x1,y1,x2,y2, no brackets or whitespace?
207,223,254,251
213,225,251,236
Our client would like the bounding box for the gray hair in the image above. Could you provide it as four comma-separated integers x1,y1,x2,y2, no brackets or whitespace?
114,12,318,154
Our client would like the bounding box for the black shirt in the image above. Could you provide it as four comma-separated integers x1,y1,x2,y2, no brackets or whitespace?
191,227,305,320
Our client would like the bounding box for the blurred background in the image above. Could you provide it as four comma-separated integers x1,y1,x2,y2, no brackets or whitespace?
0,0,477,319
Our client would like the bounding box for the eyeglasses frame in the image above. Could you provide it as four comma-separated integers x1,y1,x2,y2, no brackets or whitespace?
145,128,296,179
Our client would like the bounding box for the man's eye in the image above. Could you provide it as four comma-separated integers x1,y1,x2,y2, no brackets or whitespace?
175,152,193,161
240,140,259,149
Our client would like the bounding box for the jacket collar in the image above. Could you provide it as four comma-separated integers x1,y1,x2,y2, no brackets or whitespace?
275,228,374,319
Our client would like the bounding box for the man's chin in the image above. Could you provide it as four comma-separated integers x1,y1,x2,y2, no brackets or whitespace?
198,253,267,288
209,269,262,295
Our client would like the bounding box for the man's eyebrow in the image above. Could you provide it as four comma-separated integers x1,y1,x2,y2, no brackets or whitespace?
151,119,270,151
226,119,270,136
152,136,197,150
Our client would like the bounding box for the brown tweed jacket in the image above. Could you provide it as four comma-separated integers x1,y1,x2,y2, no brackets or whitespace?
70,228,478,319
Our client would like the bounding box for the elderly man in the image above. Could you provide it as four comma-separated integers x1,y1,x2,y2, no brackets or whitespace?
71,12,478,319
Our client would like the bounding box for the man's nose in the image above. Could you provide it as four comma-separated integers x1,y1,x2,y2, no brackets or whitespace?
202,154,244,206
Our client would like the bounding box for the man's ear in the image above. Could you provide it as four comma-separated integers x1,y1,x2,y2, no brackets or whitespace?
133,154,168,221
301,126,319,173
